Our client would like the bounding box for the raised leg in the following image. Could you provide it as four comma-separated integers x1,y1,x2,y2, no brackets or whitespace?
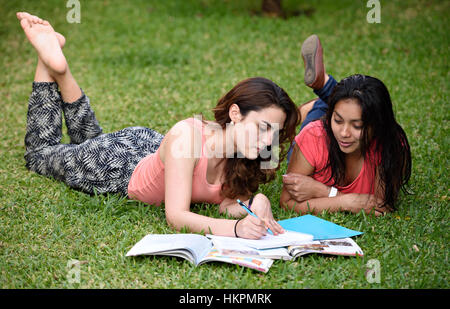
18,12,103,144
287,34,333,162
17,12,81,102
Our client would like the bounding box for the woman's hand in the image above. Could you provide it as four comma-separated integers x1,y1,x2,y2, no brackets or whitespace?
282,173,328,202
235,215,269,239
246,193,284,236
342,193,387,216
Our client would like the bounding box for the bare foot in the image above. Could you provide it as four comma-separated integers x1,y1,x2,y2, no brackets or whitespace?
17,12,66,48
17,12,67,74
298,98,317,124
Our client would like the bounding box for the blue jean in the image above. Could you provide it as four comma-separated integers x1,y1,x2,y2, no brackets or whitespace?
287,75,338,163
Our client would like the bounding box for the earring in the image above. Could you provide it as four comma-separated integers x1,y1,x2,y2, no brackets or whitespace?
230,121,234,125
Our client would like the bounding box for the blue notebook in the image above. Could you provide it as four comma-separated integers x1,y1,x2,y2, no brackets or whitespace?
278,214,363,240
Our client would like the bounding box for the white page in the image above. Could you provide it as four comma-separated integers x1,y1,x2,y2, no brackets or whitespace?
126,234,213,264
207,231,313,249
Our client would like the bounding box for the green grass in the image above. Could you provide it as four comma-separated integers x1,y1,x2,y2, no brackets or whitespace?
0,0,448,289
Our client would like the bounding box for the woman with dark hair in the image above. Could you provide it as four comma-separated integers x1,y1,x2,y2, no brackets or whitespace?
18,13,300,239
281,35,411,216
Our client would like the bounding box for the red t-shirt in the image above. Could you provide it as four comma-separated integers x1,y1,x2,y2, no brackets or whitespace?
294,120,380,194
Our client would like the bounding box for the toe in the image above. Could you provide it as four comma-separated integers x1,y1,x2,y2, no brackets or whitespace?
20,18,31,29
17,12,28,20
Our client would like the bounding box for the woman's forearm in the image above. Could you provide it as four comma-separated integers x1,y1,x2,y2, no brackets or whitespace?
281,196,348,215
309,177,334,198
281,191,389,216
166,210,238,236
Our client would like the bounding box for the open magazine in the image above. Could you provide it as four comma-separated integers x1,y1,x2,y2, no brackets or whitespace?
126,234,274,273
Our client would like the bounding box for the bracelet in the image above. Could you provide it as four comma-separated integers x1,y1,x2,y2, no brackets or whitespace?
248,196,254,210
328,186,338,197
234,219,242,238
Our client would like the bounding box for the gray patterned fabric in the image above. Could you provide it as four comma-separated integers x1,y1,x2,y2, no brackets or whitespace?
24,82,164,195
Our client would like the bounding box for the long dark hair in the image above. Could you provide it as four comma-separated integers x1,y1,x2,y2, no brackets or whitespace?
322,74,411,210
213,77,300,198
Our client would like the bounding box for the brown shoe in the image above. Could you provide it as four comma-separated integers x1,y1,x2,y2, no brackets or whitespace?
301,34,325,90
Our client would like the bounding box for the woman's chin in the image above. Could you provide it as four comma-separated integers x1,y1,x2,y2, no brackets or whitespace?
338,145,360,155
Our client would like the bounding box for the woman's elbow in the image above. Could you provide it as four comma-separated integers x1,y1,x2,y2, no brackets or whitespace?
164,210,184,231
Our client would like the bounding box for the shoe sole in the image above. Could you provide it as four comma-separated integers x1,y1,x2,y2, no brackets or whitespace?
301,35,321,86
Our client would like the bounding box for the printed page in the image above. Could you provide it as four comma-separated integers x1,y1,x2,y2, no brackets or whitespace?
126,234,213,264
207,231,313,249
200,248,274,273
288,237,364,257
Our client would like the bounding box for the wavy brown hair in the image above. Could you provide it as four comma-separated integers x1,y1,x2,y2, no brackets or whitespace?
212,77,300,199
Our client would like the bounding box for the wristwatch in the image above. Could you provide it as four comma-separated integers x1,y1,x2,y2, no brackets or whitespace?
328,186,338,197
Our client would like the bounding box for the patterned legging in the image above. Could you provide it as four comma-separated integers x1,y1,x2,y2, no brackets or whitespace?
24,82,164,196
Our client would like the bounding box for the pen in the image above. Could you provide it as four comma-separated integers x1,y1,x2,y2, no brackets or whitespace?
237,199,274,235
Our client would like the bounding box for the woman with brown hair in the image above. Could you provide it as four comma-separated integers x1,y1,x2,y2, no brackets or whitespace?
18,12,300,239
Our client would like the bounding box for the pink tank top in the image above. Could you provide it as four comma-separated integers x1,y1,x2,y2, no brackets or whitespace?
127,118,224,206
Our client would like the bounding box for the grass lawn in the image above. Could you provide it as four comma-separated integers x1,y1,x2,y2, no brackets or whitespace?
0,0,448,289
